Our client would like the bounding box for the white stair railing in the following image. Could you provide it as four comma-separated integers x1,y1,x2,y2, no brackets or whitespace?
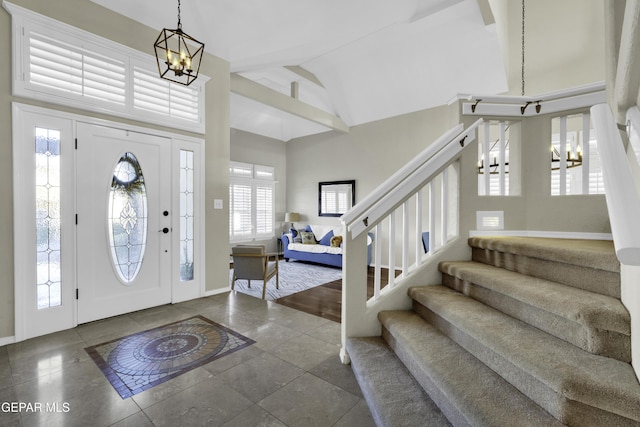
591,103,640,265
340,119,482,363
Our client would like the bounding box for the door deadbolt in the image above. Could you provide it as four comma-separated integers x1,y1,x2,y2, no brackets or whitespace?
160,227,169,234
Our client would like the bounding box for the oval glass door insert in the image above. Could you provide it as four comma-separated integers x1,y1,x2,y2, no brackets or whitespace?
108,152,148,283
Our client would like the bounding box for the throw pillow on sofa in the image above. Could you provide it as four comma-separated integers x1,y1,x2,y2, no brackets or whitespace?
290,228,302,243
318,230,334,246
299,231,316,244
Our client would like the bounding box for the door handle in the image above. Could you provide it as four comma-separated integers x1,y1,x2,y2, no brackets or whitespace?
159,227,170,234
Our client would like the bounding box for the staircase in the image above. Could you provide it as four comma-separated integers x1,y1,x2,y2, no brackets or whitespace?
347,236,640,426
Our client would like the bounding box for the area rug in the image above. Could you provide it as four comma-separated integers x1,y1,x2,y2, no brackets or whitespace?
230,260,343,300
85,316,255,399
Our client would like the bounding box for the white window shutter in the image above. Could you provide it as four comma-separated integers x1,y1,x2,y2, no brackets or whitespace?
8,4,207,133
229,162,275,241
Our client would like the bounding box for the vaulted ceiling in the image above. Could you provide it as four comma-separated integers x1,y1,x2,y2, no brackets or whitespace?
91,0,508,141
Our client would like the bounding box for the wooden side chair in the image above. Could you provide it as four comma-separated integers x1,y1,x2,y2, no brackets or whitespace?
231,245,279,299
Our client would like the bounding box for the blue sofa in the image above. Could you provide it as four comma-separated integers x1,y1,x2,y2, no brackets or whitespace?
282,225,373,268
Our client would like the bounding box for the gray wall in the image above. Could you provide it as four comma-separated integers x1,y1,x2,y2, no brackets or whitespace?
230,128,287,253
489,0,606,96
0,0,230,339
458,111,610,235
286,0,610,242
286,105,460,227
0,0,610,340
286,103,610,269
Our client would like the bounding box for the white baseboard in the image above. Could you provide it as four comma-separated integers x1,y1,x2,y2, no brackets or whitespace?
203,287,231,297
469,230,613,240
0,336,16,347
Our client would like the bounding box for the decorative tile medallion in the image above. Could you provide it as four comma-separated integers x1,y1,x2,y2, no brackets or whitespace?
85,315,255,399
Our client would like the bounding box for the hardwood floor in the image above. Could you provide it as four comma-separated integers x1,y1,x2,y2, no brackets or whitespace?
274,267,399,322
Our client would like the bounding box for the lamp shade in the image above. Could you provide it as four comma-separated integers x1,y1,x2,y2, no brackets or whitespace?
284,212,300,223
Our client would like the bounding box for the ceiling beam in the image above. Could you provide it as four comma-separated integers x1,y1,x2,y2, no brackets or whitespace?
284,66,325,88
476,0,495,27
230,73,349,134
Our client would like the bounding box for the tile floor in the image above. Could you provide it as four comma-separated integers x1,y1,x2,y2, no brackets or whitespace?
0,292,375,427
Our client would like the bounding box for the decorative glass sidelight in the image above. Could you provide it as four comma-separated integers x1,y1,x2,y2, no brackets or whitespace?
108,152,148,283
179,150,194,281
35,128,62,309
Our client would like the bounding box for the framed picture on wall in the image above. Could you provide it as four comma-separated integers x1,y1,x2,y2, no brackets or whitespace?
318,180,355,217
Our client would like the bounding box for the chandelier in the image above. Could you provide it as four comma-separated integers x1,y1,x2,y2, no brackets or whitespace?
551,145,583,170
154,0,205,86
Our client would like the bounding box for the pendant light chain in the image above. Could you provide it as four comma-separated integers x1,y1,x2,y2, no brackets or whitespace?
177,0,182,30
154,0,205,85
521,0,526,96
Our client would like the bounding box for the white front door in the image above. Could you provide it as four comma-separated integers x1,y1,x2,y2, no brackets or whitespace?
76,123,172,324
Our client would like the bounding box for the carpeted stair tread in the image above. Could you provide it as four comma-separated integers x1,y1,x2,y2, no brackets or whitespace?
409,285,640,425
378,310,564,427
345,336,451,427
438,260,631,361
469,236,620,298
468,236,619,272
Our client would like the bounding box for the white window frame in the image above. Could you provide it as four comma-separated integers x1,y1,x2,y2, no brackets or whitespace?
550,112,604,196
229,161,275,242
5,1,207,133
477,121,519,196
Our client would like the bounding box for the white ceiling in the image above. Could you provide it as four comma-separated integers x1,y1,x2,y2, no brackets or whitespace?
91,0,508,141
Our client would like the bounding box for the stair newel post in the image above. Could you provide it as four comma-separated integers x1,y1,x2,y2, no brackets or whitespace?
340,224,372,364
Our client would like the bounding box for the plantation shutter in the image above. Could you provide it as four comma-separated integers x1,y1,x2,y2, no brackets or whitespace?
133,67,170,116
133,67,200,122
255,183,274,237
229,162,275,241
29,32,126,105
10,6,206,132
230,181,252,239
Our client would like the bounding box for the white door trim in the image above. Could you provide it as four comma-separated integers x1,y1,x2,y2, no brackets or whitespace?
12,105,76,341
12,103,205,341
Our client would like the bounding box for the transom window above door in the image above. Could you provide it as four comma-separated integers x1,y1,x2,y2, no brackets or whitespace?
5,1,207,133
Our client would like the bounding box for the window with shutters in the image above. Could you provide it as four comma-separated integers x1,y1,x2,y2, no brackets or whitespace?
7,2,206,133
477,121,521,196
550,113,604,196
229,162,275,242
